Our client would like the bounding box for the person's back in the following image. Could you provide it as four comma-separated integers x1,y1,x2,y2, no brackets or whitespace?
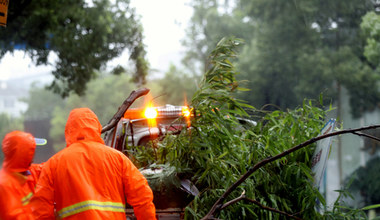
31,108,156,219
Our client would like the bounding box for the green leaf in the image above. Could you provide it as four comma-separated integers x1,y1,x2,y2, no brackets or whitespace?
361,204,380,211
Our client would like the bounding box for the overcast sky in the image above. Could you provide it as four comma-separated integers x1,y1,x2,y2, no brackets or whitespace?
131,0,193,77
0,0,193,81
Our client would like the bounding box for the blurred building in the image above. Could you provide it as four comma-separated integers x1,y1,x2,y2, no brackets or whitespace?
0,80,28,118
0,73,52,118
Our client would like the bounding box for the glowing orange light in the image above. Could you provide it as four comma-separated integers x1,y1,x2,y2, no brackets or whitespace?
182,107,191,117
144,107,158,119
182,106,192,128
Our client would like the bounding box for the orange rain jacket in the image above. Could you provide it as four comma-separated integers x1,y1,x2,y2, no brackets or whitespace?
0,131,36,220
27,163,44,193
30,108,156,220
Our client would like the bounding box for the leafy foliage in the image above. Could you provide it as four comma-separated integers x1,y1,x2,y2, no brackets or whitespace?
0,0,148,97
360,12,380,68
323,187,369,220
127,37,357,219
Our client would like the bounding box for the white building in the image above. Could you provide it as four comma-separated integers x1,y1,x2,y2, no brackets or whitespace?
0,73,52,118
0,80,28,118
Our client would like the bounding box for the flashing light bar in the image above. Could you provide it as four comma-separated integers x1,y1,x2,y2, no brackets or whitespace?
125,105,194,120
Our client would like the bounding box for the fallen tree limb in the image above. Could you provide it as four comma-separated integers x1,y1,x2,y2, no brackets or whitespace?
201,124,380,219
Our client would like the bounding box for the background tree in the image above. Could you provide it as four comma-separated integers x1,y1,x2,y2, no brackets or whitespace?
49,73,136,151
183,0,379,118
238,0,379,116
22,83,64,121
238,0,324,110
361,11,380,71
155,64,199,106
182,0,254,75
0,0,148,97
347,156,380,214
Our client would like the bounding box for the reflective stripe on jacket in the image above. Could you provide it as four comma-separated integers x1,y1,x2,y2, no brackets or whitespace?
30,108,156,219
22,192,34,205
57,200,125,218
0,170,35,220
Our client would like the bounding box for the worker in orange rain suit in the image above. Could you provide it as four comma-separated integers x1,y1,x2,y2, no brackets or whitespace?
30,107,156,219
0,131,37,220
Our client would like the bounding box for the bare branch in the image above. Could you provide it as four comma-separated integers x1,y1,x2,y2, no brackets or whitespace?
220,193,302,220
219,194,246,210
243,197,302,220
201,124,380,219
353,131,380,142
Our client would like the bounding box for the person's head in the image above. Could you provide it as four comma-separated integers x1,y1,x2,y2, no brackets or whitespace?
65,108,104,147
2,131,36,172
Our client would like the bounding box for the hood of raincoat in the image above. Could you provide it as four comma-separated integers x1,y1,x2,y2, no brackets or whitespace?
65,108,104,147
2,131,36,172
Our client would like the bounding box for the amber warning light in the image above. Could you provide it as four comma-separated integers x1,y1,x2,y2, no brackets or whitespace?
144,107,158,119
182,107,191,117
182,106,192,128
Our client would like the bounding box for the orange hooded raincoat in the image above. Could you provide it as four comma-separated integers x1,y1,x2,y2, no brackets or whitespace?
30,108,156,219
0,131,37,220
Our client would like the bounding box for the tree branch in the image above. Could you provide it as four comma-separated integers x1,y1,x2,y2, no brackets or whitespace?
220,192,302,220
352,131,380,142
201,124,380,219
